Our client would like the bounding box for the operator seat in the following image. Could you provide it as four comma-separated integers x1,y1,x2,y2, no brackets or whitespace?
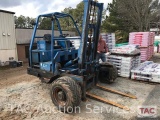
43,34,61,49
43,34,73,49
58,34,73,49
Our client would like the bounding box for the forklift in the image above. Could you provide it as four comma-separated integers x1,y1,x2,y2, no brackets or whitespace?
27,0,136,112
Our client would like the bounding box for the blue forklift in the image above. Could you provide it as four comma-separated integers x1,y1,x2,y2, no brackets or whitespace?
28,0,136,112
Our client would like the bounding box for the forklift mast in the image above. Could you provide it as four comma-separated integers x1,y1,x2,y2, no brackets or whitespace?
78,0,103,71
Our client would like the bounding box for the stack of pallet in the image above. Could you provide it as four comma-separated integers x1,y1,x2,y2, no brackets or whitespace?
129,32,155,61
101,33,115,52
107,55,140,77
131,61,160,83
107,45,141,77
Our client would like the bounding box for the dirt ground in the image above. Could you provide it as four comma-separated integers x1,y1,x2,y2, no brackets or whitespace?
0,54,160,120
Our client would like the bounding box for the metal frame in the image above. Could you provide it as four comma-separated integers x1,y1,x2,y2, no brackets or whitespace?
28,0,104,100
29,12,81,68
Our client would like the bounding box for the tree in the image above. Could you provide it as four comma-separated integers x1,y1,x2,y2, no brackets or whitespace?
116,0,160,31
61,1,107,33
26,17,35,28
102,0,160,43
38,18,52,29
59,2,84,32
14,15,35,28
59,7,75,30
101,0,131,43
72,2,84,29
15,15,26,28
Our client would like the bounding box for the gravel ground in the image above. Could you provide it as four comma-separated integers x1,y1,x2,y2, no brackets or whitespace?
0,54,160,120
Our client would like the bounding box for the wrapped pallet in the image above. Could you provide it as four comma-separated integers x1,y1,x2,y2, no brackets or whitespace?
129,32,155,61
131,61,160,83
107,45,141,78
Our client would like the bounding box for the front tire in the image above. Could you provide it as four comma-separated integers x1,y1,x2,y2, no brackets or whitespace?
50,76,81,112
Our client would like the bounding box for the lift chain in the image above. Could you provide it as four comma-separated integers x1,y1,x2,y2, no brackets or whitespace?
86,1,97,73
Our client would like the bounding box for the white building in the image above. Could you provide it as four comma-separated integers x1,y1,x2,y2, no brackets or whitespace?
0,10,17,66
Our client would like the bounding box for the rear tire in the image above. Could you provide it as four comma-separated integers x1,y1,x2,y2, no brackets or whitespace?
50,76,81,112
99,64,118,83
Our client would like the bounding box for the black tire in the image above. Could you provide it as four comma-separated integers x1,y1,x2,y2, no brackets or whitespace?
99,65,118,83
112,65,118,80
50,76,81,112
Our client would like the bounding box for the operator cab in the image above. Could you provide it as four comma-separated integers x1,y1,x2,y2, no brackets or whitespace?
29,12,81,74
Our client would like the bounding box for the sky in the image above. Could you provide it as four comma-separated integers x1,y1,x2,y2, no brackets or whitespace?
0,0,112,18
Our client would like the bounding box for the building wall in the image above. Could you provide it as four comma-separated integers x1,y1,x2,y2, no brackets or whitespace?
0,12,16,49
0,11,17,63
0,50,17,62
16,29,76,44
17,44,27,62
17,44,35,62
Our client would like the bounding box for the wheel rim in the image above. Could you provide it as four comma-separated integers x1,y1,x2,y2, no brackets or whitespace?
52,87,67,106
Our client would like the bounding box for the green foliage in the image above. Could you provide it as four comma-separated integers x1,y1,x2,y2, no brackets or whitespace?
26,17,35,28
60,2,84,32
102,0,160,43
39,18,52,29
61,1,107,33
101,0,131,42
59,7,75,30
72,2,84,29
14,15,26,28
14,15,35,28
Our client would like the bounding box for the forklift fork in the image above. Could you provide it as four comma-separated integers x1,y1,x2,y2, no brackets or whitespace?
96,84,137,99
86,84,137,111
